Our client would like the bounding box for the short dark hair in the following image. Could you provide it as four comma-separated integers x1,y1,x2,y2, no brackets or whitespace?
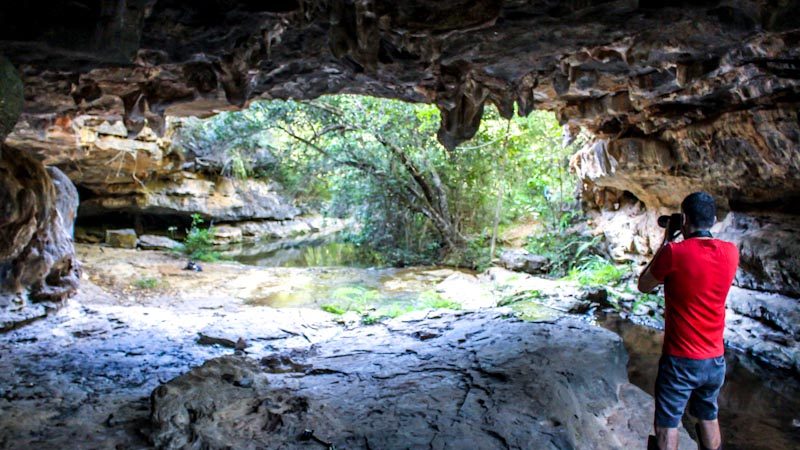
681,191,716,229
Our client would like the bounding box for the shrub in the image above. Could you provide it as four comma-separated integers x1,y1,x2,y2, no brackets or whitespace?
525,231,601,277
182,214,220,262
566,255,626,287
133,276,163,290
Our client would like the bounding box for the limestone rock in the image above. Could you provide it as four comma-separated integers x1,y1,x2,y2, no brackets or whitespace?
481,267,595,314
78,173,300,223
498,249,549,274
150,311,694,449
210,225,243,246
727,287,800,341
0,147,80,325
105,229,138,249
235,216,328,241
137,234,181,251
434,272,495,309
716,213,800,297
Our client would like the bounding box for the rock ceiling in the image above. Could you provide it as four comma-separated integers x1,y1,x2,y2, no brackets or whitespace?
1,0,799,210
1,0,799,360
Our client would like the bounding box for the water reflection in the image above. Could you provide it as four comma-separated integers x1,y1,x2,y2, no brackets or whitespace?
223,238,381,268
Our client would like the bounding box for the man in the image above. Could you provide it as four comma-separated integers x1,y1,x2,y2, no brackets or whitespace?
638,192,739,450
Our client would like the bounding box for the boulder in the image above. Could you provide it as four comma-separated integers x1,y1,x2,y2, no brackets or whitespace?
434,272,495,309
105,229,138,249
498,249,549,274
137,234,181,251
726,287,800,340
716,213,800,297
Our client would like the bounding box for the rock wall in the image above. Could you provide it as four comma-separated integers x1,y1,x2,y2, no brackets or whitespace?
7,112,300,226
0,146,81,330
1,56,81,329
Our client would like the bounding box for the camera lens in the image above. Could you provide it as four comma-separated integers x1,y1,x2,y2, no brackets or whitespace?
657,215,670,228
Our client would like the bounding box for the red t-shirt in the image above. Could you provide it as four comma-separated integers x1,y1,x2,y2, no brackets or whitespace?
650,238,739,359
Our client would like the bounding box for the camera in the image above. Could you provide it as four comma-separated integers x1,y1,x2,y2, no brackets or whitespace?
657,213,683,241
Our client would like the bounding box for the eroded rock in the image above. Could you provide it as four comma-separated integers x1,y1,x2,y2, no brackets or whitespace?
499,249,549,274
150,311,694,450
0,145,80,326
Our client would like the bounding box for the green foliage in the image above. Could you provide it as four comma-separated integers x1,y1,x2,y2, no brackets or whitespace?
566,255,625,287
182,214,220,262
526,230,601,277
175,95,584,269
442,236,492,271
133,276,163,290
321,304,347,315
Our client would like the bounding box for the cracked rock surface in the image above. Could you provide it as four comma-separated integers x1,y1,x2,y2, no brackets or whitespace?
150,310,692,450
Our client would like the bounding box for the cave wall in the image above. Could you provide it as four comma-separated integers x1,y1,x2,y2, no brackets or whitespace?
1,57,81,329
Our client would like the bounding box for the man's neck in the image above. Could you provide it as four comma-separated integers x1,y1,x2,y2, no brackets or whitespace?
685,229,713,239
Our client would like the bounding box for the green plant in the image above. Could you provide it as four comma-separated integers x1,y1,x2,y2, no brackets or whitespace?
321,304,347,315
133,276,162,290
526,231,601,277
182,214,220,262
320,286,382,316
566,255,626,287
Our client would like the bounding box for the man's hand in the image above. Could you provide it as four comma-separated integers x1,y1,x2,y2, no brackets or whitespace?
637,238,669,293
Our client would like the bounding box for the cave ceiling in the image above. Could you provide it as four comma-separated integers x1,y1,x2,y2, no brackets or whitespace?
1,0,800,216
1,0,797,150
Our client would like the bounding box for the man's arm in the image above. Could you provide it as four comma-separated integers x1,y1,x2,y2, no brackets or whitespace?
637,228,673,293
637,252,664,293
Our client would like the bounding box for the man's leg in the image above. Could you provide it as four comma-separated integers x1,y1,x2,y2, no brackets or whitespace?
696,419,721,449
655,426,680,450
653,355,694,450
689,356,726,449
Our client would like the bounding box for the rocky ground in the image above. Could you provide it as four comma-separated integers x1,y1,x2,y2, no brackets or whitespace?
0,245,699,449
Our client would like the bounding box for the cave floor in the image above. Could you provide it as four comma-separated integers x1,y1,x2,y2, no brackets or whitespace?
0,245,796,449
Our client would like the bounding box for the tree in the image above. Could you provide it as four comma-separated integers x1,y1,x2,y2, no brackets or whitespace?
173,94,579,268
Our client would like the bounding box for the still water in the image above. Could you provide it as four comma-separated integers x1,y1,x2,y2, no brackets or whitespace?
599,313,800,450
228,239,799,449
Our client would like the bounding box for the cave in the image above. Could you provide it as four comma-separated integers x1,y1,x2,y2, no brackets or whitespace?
1,1,799,449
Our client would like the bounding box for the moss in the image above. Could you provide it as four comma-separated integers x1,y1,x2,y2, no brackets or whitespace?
0,56,24,140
